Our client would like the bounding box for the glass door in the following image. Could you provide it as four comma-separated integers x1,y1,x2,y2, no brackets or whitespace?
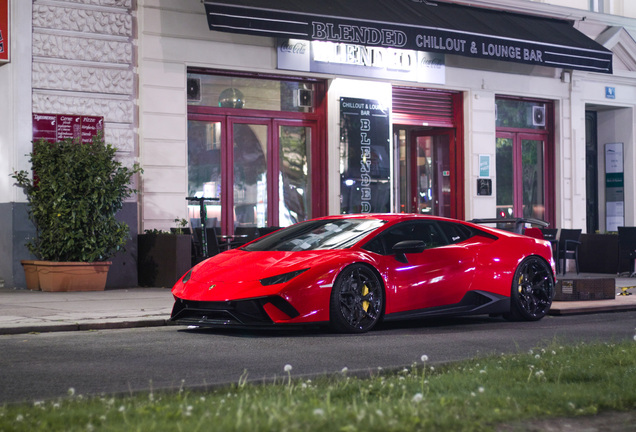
188,116,319,234
409,129,454,217
187,116,224,227
496,132,546,220
276,121,313,227
228,119,270,230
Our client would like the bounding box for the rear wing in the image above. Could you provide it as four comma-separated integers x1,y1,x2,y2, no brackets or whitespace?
469,218,549,235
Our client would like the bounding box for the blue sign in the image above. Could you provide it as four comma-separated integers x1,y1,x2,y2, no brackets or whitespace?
605,86,616,99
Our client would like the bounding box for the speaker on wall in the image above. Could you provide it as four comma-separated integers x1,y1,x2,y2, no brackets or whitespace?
532,106,545,127
187,78,201,102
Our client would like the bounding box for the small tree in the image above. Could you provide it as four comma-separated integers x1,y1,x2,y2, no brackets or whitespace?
12,136,142,262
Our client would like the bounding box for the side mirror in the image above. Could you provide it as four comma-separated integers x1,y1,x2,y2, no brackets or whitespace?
392,240,426,263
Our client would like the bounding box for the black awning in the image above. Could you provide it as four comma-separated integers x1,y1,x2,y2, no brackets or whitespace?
203,0,612,74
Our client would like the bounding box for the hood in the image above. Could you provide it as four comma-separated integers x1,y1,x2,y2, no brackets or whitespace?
171,248,348,302
189,249,337,283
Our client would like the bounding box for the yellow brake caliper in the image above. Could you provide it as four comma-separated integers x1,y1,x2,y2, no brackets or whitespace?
362,284,370,312
518,275,524,294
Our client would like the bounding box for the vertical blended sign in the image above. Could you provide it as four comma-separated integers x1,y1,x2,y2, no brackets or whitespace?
339,97,391,214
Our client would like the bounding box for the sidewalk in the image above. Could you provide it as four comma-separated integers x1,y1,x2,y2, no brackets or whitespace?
1,275,635,336
0,287,174,335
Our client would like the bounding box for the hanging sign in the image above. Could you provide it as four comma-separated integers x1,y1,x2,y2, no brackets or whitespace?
0,0,9,63
605,142,624,232
339,97,391,214
32,113,104,144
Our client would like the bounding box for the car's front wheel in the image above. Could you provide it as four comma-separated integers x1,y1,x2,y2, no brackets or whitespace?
505,256,554,321
330,264,384,333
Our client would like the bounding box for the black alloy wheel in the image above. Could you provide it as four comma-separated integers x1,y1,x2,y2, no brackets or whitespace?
505,256,554,321
329,264,384,333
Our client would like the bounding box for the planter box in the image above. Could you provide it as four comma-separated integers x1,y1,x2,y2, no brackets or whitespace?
37,261,111,292
554,278,615,301
21,260,42,291
578,234,619,274
138,234,191,287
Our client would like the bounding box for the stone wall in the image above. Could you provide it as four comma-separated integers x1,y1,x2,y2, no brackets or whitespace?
31,0,138,287
32,0,136,166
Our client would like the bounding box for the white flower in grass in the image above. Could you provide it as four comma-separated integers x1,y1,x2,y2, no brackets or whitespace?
16,414,24,422
633,334,636,342
412,393,424,403
478,386,485,393
284,364,292,372
68,387,76,397
118,406,126,413
421,355,429,362
313,408,325,416
341,366,348,374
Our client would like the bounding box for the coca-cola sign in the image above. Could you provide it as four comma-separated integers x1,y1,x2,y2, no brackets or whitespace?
279,40,307,55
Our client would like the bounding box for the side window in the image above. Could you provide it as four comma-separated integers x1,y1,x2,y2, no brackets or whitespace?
438,221,473,244
363,221,447,255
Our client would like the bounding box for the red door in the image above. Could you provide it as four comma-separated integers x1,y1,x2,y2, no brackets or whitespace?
409,129,456,218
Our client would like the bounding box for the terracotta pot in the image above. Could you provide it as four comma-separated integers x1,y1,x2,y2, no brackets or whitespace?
36,261,112,292
21,260,43,291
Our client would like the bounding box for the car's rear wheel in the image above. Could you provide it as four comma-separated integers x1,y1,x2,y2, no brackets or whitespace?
505,256,554,321
330,264,384,333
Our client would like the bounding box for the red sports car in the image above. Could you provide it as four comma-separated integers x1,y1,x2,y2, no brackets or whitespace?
170,214,556,333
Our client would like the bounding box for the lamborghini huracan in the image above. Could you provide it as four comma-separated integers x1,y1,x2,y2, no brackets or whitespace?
170,214,556,333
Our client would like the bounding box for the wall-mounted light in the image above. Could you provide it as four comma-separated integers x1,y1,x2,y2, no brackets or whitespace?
561,70,572,84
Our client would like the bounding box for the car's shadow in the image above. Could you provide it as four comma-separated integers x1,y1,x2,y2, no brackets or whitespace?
176,314,507,338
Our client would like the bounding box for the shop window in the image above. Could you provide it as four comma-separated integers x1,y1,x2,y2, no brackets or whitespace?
187,73,316,113
496,99,547,131
186,70,326,234
495,97,554,225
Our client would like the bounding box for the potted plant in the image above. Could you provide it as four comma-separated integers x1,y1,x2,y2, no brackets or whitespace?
137,218,192,288
11,136,141,291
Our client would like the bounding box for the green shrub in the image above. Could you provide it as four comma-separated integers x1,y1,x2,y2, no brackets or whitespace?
11,136,142,262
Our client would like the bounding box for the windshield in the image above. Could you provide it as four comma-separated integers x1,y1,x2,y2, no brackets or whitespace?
243,219,386,252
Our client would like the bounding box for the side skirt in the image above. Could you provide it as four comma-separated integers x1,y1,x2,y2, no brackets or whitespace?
383,290,510,321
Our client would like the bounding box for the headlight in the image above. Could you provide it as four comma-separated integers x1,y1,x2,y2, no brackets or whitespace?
260,269,308,286
181,269,193,283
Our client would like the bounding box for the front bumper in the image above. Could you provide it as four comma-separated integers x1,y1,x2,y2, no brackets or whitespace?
170,295,301,327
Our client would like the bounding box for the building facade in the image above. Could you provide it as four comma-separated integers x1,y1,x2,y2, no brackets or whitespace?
1,0,636,288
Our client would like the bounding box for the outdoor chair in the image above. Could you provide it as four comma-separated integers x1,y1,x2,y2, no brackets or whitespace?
540,228,559,266
192,227,221,262
617,226,636,276
557,229,581,275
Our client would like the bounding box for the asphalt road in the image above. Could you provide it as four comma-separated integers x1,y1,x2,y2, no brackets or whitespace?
1,311,635,404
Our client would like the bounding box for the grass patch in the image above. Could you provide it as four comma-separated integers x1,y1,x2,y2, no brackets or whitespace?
2,340,636,431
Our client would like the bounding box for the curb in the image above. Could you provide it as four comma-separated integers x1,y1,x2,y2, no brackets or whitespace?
0,319,174,336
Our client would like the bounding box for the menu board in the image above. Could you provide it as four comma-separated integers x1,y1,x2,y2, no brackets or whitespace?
32,113,104,144
339,97,391,214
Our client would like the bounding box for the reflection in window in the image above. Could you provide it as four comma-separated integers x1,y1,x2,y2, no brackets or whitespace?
496,99,546,130
279,126,311,226
233,124,268,227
